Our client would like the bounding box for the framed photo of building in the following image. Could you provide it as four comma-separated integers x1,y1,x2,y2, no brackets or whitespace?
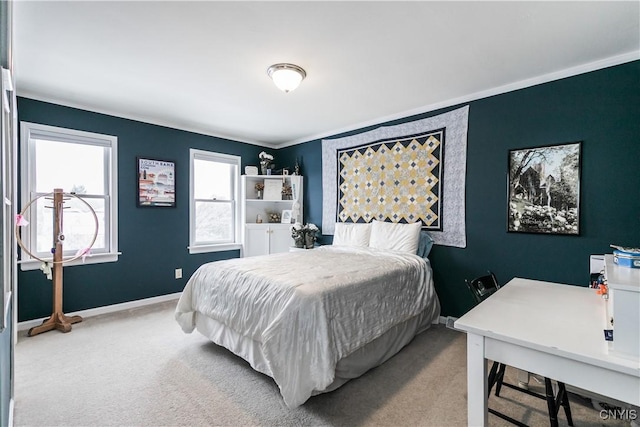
281,209,293,224
507,141,581,235
137,157,176,207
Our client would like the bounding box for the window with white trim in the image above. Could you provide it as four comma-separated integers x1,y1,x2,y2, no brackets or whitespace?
189,149,241,254
19,122,118,270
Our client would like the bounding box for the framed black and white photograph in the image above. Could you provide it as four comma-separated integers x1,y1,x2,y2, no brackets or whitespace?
137,157,176,207
281,209,292,224
508,141,581,235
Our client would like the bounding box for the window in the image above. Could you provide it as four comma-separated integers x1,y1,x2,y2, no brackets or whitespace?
189,149,241,254
19,122,118,270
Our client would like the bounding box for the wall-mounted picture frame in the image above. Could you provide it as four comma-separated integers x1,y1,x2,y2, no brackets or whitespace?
137,157,176,207
507,141,581,235
281,209,293,224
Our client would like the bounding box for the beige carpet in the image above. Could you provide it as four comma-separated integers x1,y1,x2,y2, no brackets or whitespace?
14,301,628,426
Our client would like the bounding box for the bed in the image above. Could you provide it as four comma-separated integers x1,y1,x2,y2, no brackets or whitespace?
175,221,440,408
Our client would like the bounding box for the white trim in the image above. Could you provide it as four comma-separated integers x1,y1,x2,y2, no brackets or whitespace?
18,252,121,271
8,398,14,427
189,149,242,252
17,52,639,149
2,291,10,328
187,243,242,254
15,53,638,149
15,92,274,148
17,292,182,331
18,122,119,266
280,51,640,147
18,121,116,145
191,149,240,164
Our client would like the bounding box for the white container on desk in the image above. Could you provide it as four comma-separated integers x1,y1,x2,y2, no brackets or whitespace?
604,254,640,360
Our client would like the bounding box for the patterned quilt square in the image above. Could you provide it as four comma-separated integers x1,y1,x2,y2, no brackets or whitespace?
337,130,444,230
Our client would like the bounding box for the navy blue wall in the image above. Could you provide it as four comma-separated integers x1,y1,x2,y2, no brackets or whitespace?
279,61,640,317
16,61,640,321
17,98,266,321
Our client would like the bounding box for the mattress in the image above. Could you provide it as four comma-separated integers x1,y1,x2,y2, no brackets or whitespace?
175,245,440,407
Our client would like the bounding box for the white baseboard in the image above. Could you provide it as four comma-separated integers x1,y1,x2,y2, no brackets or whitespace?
8,398,14,427
439,315,460,330
17,292,181,331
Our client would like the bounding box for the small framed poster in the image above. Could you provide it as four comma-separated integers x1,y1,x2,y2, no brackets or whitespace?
137,157,176,207
263,179,283,201
281,209,293,224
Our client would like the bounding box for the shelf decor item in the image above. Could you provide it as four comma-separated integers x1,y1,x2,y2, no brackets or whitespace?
282,183,292,200
255,182,264,199
263,179,283,201
268,212,281,223
281,209,292,224
137,157,176,207
508,141,581,235
259,151,274,175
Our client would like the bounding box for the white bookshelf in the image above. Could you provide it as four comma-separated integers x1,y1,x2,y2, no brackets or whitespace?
240,175,303,257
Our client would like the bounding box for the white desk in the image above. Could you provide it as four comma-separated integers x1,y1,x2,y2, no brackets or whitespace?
454,278,640,426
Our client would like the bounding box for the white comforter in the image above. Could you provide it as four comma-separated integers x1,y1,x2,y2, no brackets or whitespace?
175,245,439,407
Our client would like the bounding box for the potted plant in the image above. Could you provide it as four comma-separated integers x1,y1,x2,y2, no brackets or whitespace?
291,223,319,249
259,151,274,175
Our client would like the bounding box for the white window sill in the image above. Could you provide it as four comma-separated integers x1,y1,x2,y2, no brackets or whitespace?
19,252,121,271
188,243,242,254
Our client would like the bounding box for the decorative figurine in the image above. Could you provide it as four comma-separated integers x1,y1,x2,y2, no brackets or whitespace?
294,158,301,176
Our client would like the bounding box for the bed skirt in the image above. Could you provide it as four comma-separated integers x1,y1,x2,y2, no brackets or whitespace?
194,304,439,400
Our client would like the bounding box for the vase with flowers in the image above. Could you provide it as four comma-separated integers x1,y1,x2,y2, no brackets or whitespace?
259,151,274,175
291,222,319,249
255,182,264,199
282,183,292,200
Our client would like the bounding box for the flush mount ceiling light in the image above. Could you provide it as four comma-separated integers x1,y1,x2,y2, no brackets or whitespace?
267,63,306,93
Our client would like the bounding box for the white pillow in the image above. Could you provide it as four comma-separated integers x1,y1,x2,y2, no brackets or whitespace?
332,222,372,247
369,220,422,254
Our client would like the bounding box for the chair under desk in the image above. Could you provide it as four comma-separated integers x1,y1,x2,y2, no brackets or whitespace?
455,277,640,427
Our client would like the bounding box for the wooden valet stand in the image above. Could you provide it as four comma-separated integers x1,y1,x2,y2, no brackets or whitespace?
16,188,98,337
29,241,83,335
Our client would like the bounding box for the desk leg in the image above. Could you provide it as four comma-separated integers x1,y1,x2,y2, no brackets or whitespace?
467,333,488,426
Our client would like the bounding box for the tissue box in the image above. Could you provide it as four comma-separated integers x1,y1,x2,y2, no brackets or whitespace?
613,250,640,268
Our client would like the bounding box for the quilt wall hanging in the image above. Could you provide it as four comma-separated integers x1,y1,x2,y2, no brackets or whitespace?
322,105,469,248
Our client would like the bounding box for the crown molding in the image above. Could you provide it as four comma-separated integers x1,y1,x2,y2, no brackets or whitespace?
14,91,283,148
17,51,639,150
279,51,640,148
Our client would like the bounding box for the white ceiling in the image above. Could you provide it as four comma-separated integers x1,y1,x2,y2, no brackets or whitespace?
13,1,640,147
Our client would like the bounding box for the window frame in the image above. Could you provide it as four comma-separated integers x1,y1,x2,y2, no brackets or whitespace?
19,122,119,271
1,66,17,333
188,148,242,254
